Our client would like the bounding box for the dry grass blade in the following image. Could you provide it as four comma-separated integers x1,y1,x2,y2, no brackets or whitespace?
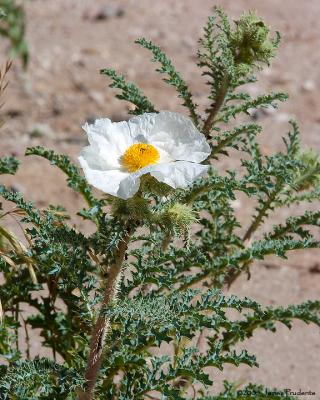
0,208,28,220
0,225,38,284
0,298,3,324
0,59,12,126
0,225,24,253
0,250,17,269
0,60,11,98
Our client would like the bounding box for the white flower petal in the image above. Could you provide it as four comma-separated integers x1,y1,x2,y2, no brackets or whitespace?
79,146,109,170
79,112,211,199
83,118,134,169
117,175,142,199
79,154,130,197
131,161,209,189
128,111,211,163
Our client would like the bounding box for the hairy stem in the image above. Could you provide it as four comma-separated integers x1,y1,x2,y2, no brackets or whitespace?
161,234,171,252
79,229,131,400
22,317,30,360
14,303,19,351
225,191,280,287
203,79,229,136
226,182,295,287
243,188,280,242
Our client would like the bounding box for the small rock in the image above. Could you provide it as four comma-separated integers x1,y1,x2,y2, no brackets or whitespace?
5,109,23,118
273,112,295,123
181,37,195,49
249,106,276,120
71,75,87,92
86,116,99,125
81,47,99,56
28,123,54,139
270,75,293,85
261,106,276,116
51,95,63,116
9,184,26,194
72,55,86,68
88,90,105,105
83,5,125,21
309,263,320,274
301,79,316,92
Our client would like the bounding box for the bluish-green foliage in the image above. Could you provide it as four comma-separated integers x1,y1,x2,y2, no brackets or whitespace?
100,68,156,116
0,7,319,399
0,0,28,66
0,156,19,175
0,359,84,399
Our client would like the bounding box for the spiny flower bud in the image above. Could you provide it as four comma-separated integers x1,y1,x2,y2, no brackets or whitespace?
231,12,279,72
294,149,320,191
161,203,197,237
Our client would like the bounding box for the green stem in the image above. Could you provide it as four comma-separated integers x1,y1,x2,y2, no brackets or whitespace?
79,228,131,400
22,317,30,360
243,182,284,242
14,303,19,351
203,79,229,136
161,234,171,252
226,189,281,288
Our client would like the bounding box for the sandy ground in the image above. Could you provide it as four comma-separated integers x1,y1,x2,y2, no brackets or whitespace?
0,0,320,398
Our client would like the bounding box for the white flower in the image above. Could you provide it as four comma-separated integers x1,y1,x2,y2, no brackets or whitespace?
78,111,211,199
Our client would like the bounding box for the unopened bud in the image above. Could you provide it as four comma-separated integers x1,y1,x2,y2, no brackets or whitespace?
294,149,320,191
161,203,197,237
231,12,279,70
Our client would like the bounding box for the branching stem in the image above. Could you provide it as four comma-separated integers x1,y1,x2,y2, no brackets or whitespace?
161,234,171,252
79,228,131,400
203,78,229,136
225,188,282,287
243,187,280,242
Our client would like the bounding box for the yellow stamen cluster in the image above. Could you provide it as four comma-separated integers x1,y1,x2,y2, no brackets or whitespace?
121,143,160,172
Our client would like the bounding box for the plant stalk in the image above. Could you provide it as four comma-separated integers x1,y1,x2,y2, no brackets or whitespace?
243,188,280,243
203,79,229,136
79,229,131,400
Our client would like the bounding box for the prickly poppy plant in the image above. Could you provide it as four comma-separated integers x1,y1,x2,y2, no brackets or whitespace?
0,8,320,400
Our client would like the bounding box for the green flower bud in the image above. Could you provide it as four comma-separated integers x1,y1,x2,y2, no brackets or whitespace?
235,62,252,77
161,203,197,237
294,149,320,191
231,12,279,70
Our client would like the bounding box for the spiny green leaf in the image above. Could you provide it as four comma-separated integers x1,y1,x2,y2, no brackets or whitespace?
136,37,200,126
100,68,156,115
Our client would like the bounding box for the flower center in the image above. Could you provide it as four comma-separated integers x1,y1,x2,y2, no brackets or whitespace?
121,143,160,172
